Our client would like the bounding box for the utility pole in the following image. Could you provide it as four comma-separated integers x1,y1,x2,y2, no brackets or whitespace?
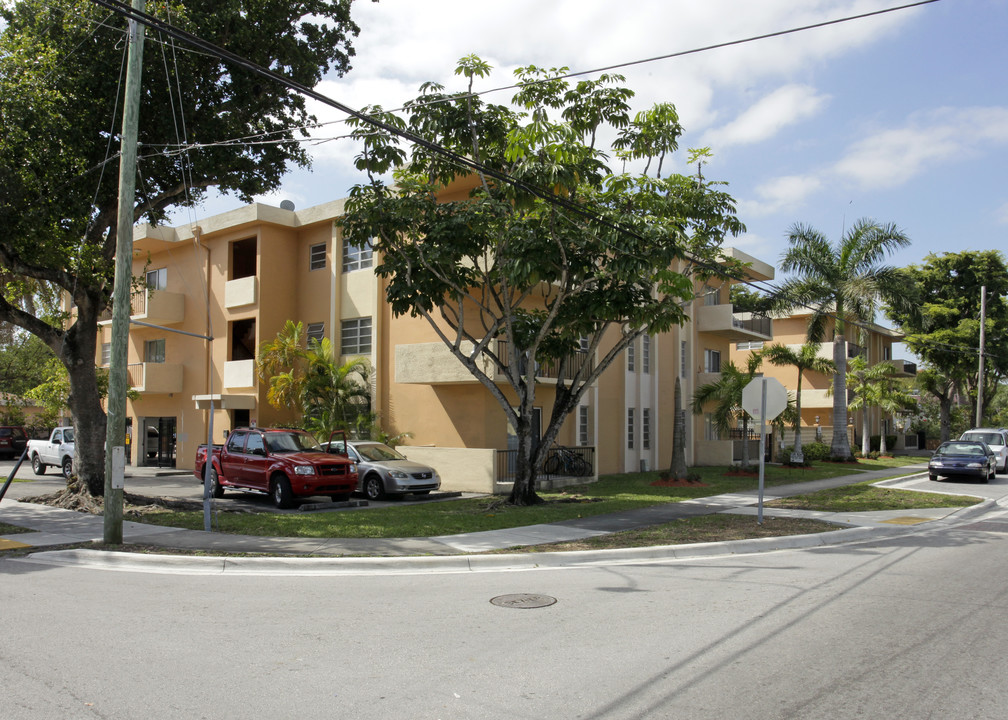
976,285,987,427
104,0,146,544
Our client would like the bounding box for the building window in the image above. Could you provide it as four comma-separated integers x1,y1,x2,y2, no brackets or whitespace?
704,349,721,374
342,238,373,273
884,345,892,361
627,342,635,372
704,413,718,441
309,243,326,271
306,322,324,344
642,408,651,450
341,317,372,355
681,341,688,379
101,343,111,366
579,336,590,352
144,339,165,364
627,408,635,450
642,334,650,374
146,267,167,290
579,406,590,446
703,284,720,306
736,341,764,351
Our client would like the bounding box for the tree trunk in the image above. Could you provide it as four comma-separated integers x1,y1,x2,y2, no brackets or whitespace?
507,416,543,506
939,396,952,443
861,408,871,456
831,337,852,459
60,308,107,497
669,376,687,479
791,376,804,464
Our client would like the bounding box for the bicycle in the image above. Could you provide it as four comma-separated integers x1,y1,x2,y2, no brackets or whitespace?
543,445,591,476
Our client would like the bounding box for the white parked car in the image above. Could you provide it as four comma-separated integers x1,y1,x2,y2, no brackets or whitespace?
959,428,1008,474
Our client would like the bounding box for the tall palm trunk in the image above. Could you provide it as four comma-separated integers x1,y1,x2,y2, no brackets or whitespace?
831,335,852,459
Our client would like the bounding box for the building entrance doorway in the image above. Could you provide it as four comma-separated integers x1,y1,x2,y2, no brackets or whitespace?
138,416,177,468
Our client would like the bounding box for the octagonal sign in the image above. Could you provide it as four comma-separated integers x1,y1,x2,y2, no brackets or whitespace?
742,377,788,424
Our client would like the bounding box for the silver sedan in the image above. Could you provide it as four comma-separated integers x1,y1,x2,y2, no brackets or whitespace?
326,440,441,500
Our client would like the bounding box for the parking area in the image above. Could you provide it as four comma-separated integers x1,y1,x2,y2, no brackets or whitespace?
0,459,471,513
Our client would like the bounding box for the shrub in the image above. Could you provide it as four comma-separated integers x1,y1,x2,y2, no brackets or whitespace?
802,441,832,461
869,435,898,452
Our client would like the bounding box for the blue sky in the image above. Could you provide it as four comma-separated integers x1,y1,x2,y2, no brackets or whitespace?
174,0,1007,340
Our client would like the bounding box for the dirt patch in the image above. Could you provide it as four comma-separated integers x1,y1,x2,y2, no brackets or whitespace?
650,479,708,487
22,490,208,516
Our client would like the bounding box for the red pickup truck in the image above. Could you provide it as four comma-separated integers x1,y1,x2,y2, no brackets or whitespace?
195,428,358,508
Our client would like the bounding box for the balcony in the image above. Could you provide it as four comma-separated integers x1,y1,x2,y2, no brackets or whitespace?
127,362,183,394
394,340,594,386
891,359,917,376
223,359,256,389
696,304,772,341
225,276,257,309
99,289,184,326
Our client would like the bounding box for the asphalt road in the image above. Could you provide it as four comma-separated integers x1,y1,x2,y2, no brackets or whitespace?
4,473,1008,719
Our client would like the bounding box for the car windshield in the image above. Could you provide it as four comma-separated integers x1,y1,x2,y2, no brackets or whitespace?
937,442,986,456
265,431,321,454
355,443,406,462
962,432,1004,446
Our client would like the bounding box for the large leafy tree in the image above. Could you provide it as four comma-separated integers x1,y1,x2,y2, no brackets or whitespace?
760,342,835,464
340,56,745,505
773,219,911,460
690,352,764,469
0,1,362,495
885,250,1008,427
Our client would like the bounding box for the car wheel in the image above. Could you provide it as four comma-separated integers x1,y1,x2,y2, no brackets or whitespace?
31,455,46,476
364,475,386,501
330,493,350,502
272,477,295,509
62,457,73,480
929,473,938,481
208,467,225,498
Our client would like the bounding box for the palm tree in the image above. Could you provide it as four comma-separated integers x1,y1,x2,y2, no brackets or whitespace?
691,352,763,469
301,340,372,441
774,219,911,459
847,356,917,455
257,320,309,414
760,342,836,464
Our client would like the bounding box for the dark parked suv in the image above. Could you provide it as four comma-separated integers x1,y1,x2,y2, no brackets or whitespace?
0,426,29,459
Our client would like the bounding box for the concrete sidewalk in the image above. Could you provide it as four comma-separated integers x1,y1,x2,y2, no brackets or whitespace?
2,462,997,572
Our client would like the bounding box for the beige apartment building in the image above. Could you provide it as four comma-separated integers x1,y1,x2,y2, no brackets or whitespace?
99,195,776,491
730,312,918,452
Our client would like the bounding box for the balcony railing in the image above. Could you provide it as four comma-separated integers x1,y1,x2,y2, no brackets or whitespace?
496,340,594,381
732,313,771,337
98,288,184,325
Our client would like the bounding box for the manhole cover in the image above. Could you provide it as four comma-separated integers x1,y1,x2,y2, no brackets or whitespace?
490,593,557,609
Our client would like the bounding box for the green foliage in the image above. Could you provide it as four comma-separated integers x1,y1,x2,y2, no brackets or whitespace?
886,250,1008,424
341,56,746,504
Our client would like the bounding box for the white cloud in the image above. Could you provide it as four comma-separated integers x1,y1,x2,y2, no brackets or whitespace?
740,174,824,217
833,107,1008,189
702,84,829,148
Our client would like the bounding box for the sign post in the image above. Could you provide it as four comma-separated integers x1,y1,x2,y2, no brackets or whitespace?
742,377,788,524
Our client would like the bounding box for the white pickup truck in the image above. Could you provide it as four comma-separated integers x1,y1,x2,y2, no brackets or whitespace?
26,426,76,480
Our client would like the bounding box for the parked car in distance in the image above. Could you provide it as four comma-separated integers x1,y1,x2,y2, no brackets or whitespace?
929,440,997,483
0,426,29,459
195,428,358,508
324,439,441,500
959,428,1008,473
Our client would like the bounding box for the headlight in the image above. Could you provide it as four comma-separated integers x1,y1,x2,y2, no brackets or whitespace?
930,461,942,467
966,462,982,468
389,470,408,479
294,465,316,476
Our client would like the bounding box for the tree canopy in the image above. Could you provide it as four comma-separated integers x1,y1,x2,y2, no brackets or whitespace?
0,0,362,494
886,250,1008,426
341,56,746,504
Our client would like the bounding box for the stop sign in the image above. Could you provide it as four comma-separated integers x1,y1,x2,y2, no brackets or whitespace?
742,377,788,424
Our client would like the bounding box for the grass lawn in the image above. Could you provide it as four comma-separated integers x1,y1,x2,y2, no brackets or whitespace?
0,521,32,534
766,481,980,512
130,456,930,539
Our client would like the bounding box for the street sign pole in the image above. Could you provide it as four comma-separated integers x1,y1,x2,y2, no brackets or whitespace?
758,379,767,524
